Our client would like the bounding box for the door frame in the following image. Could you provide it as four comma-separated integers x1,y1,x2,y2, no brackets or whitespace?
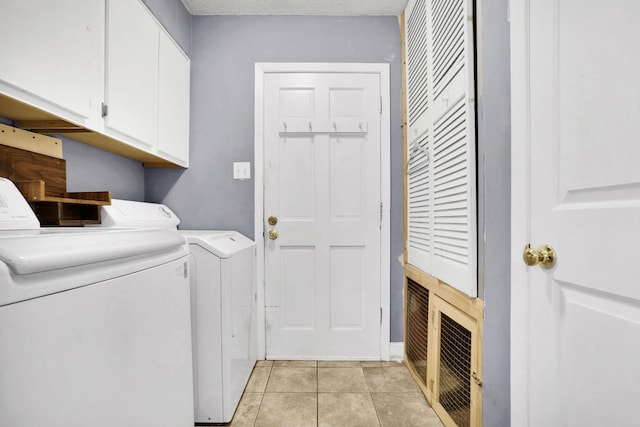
510,0,533,422
254,62,391,360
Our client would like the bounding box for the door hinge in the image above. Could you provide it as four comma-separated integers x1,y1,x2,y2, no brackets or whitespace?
472,371,483,387
379,202,383,229
101,102,108,118
379,96,382,114
380,307,383,325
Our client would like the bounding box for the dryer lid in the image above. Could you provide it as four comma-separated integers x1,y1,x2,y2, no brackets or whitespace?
93,199,180,229
179,230,255,258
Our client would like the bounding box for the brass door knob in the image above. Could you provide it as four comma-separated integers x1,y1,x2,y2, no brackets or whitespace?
523,244,556,268
268,229,279,240
268,216,278,226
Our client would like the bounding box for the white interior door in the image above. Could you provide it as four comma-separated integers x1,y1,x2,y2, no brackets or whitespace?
511,1,640,425
262,71,383,359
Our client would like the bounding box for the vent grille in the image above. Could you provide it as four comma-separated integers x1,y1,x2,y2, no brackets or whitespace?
432,0,465,99
439,312,472,427
406,0,429,126
406,279,430,384
408,131,431,254
432,97,468,267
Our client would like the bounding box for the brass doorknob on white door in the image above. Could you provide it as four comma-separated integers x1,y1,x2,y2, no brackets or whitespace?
523,244,556,268
268,216,278,226
268,229,279,240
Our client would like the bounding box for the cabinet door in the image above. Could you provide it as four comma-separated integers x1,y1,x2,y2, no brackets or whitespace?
404,0,477,297
157,31,190,166
0,0,104,126
105,0,158,149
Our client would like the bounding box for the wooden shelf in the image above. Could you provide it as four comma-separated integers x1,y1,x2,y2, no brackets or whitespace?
1,143,111,226
14,180,111,205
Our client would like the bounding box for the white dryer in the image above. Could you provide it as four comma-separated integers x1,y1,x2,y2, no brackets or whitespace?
98,200,258,424
181,230,257,424
0,179,194,427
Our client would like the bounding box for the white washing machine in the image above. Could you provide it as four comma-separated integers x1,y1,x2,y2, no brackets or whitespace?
0,179,194,427
98,199,258,424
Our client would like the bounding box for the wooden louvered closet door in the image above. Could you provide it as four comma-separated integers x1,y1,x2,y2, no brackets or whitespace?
405,0,477,297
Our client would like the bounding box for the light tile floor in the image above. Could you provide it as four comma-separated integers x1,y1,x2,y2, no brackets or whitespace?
227,360,444,427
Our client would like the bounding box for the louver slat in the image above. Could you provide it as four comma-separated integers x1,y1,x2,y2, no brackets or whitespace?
432,0,465,99
433,98,469,267
406,0,429,127
408,130,431,259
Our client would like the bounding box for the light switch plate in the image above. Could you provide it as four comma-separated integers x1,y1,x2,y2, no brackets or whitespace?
233,162,251,180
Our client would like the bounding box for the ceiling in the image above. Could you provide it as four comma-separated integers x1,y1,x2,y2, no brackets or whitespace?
180,0,408,16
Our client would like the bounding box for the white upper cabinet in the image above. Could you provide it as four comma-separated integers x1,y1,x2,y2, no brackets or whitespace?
0,0,104,128
105,0,190,167
0,0,190,167
105,0,159,150
157,30,190,165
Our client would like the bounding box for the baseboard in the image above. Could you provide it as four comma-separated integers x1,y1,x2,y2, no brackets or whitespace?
389,342,404,361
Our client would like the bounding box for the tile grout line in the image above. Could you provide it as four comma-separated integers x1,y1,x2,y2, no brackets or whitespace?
362,363,384,427
252,364,271,427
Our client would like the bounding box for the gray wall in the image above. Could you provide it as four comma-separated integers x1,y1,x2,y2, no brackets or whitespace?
63,136,145,201
142,0,192,55
477,0,511,425
145,15,406,342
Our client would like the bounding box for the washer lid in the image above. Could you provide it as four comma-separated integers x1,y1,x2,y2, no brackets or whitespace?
178,230,255,258
0,229,186,275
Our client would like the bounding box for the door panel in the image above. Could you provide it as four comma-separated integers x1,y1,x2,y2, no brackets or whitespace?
330,137,364,219
280,137,315,219
279,246,315,328
511,0,640,424
330,246,365,328
264,72,382,359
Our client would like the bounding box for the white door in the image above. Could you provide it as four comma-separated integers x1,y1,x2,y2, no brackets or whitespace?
262,71,383,359
511,1,640,425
